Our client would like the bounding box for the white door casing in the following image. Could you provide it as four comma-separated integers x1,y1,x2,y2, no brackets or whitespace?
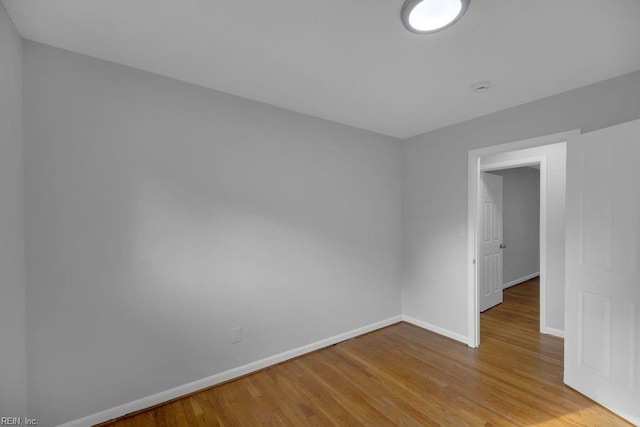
480,172,504,312
468,130,578,348
564,119,640,425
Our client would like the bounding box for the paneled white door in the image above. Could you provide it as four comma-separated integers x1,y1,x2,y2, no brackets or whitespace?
480,172,504,312
564,119,640,425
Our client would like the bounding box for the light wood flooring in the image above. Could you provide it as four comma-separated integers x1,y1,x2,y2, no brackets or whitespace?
99,278,630,426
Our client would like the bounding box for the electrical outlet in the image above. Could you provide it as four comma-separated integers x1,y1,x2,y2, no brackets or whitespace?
231,327,242,344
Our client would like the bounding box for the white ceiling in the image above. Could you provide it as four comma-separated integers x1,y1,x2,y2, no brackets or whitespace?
4,0,640,139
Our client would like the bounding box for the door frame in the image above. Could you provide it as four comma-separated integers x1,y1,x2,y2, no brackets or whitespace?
467,129,580,348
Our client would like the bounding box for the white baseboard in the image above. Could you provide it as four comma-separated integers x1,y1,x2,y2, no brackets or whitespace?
401,315,468,345
543,327,565,338
58,315,403,427
503,272,540,289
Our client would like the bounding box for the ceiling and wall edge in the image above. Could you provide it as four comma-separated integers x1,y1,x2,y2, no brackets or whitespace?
4,0,640,139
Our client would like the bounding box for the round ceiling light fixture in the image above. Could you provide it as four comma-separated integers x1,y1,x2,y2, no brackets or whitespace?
401,0,471,34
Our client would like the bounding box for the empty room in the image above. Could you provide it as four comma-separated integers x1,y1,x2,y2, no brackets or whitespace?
2,1,640,426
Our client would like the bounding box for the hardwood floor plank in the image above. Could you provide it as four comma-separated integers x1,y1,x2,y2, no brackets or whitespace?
100,278,630,426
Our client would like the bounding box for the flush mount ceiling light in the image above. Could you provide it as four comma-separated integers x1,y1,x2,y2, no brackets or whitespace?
401,0,471,34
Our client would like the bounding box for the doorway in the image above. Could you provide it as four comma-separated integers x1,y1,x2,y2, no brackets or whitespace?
466,130,575,348
479,165,541,342
466,122,640,424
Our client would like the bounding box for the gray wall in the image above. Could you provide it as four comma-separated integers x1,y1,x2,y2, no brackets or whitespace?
23,42,403,426
490,167,540,286
402,69,640,340
11,21,640,426
0,2,27,417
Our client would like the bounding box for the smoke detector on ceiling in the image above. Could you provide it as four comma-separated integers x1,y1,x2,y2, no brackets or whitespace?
471,81,492,93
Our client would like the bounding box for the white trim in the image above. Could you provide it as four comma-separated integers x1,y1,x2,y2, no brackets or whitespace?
482,158,543,171
57,315,402,427
539,159,548,334
543,327,565,338
467,129,580,348
467,154,480,348
401,315,468,345
503,272,540,289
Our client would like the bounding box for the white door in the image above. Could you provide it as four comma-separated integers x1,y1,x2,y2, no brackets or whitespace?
480,172,504,312
564,119,640,425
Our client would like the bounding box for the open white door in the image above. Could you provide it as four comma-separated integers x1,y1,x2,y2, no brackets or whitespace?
565,119,640,425
480,172,504,312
